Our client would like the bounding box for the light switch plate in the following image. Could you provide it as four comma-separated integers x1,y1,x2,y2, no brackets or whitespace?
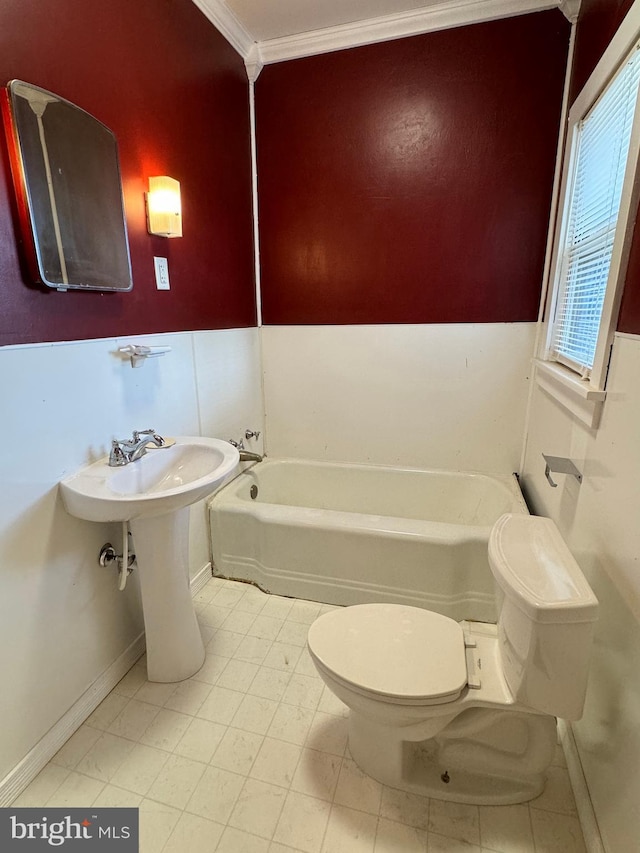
154,256,170,290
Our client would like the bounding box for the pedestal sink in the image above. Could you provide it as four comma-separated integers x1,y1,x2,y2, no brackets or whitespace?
60,437,239,682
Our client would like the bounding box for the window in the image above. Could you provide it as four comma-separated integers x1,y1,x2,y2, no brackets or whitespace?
538,16,640,427
550,47,640,374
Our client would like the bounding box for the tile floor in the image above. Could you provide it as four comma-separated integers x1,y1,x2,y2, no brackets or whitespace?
14,577,588,853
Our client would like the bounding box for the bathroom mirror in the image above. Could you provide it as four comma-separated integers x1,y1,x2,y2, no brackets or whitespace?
4,80,133,292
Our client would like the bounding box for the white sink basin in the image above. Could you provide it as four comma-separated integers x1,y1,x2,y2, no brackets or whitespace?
60,435,240,682
60,436,239,522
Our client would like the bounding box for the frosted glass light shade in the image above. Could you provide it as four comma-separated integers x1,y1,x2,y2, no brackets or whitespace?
146,176,182,238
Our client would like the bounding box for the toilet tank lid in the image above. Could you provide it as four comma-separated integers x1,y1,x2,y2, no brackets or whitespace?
489,514,598,624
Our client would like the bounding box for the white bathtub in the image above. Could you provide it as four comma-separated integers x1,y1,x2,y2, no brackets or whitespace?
209,459,528,622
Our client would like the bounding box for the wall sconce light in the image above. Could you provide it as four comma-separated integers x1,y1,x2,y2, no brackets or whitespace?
146,176,182,237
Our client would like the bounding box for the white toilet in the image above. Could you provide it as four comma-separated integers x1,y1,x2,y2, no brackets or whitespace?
307,513,598,805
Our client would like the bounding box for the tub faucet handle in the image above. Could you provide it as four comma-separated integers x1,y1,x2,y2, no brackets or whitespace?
245,429,261,441
228,438,245,451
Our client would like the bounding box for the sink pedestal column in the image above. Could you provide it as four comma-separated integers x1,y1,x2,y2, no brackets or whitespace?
130,507,205,682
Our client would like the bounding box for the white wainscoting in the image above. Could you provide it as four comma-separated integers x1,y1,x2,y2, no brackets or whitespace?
261,323,537,475
521,333,640,853
0,327,262,793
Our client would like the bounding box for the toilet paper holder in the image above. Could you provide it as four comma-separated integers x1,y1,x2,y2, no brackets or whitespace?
542,454,583,488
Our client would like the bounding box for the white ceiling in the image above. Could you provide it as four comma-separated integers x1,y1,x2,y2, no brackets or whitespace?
224,0,452,41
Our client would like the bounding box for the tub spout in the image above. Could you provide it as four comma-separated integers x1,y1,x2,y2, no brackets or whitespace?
239,450,263,463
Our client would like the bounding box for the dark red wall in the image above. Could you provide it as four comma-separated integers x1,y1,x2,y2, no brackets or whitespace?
570,0,640,335
256,12,569,325
0,0,256,346
619,223,640,334
569,0,634,102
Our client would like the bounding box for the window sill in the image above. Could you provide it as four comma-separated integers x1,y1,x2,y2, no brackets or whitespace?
533,359,606,429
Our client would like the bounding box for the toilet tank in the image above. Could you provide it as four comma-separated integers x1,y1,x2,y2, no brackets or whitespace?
489,514,598,721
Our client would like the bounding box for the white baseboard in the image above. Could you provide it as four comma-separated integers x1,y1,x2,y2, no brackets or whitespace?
191,561,213,597
0,632,146,807
0,564,213,806
558,720,604,853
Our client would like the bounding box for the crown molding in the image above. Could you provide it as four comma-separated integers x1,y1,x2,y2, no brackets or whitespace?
256,0,559,65
559,0,581,21
191,0,255,58
192,0,567,73
245,44,264,82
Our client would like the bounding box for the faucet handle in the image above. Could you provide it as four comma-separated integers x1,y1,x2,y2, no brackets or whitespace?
109,440,128,467
228,438,245,451
133,428,164,445
133,428,154,439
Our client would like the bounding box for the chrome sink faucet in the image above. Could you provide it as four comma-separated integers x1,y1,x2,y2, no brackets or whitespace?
109,429,166,467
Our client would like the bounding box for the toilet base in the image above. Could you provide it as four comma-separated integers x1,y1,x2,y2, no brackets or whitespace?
348,708,556,805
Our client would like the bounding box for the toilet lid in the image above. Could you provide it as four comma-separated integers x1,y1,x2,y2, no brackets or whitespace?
308,603,467,703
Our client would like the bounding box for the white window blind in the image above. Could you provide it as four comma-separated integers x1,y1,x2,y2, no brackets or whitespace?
550,45,640,376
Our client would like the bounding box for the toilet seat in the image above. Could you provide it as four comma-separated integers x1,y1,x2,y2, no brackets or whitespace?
307,603,468,706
